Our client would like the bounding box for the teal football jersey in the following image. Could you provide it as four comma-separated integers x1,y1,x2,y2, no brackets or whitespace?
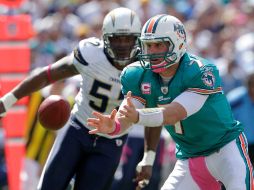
121,53,243,159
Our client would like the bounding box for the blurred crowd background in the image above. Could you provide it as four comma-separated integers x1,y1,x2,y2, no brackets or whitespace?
0,0,254,189
0,0,253,92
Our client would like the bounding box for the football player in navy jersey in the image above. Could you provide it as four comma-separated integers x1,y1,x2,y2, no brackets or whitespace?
0,7,142,190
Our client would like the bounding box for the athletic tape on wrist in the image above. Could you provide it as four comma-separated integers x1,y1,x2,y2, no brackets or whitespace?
108,119,121,136
136,150,156,172
136,108,164,127
143,150,156,165
0,93,18,114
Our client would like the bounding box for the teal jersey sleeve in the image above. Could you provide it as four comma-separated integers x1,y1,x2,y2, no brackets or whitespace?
182,58,223,95
121,62,144,98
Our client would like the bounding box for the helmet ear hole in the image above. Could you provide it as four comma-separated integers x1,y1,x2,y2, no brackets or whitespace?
102,7,141,68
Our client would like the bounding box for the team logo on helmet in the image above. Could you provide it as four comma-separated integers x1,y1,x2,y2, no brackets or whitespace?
174,23,186,41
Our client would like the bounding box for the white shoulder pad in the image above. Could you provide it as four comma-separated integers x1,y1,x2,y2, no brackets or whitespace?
74,37,103,66
79,37,102,50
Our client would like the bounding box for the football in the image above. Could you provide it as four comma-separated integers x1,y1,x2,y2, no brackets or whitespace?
38,95,71,130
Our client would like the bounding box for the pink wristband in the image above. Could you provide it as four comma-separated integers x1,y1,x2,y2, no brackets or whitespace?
108,119,121,136
47,64,55,83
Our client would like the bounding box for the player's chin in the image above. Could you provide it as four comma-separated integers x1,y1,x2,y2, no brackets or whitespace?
115,51,130,58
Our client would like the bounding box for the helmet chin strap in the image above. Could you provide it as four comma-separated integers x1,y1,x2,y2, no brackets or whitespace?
152,69,166,73
151,59,178,73
151,60,168,73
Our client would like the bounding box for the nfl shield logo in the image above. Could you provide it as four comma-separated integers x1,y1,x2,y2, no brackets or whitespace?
161,86,168,94
115,139,123,147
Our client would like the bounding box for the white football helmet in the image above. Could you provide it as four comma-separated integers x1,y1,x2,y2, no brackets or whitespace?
138,14,187,73
102,7,141,68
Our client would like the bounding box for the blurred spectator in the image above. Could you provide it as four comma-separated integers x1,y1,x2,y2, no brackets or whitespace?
227,72,254,166
76,0,119,25
234,32,254,75
219,58,244,94
124,0,166,24
73,23,91,42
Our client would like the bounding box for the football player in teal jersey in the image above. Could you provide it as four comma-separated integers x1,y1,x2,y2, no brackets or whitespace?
87,14,254,190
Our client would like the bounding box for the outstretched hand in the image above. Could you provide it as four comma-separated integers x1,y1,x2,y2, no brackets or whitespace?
87,91,139,135
87,109,117,135
118,91,139,124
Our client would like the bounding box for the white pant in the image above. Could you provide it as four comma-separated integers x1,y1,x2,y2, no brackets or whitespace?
161,134,253,190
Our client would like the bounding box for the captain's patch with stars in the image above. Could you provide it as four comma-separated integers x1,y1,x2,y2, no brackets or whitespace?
201,71,215,87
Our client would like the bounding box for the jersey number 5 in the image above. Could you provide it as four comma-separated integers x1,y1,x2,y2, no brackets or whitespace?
89,80,123,112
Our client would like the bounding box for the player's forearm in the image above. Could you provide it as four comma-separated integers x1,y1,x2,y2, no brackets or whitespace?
136,127,162,171
0,67,50,116
144,127,162,167
144,126,162,152
12,56,78,99
11,67,50,99
0,56,78,116
163,102,187,125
